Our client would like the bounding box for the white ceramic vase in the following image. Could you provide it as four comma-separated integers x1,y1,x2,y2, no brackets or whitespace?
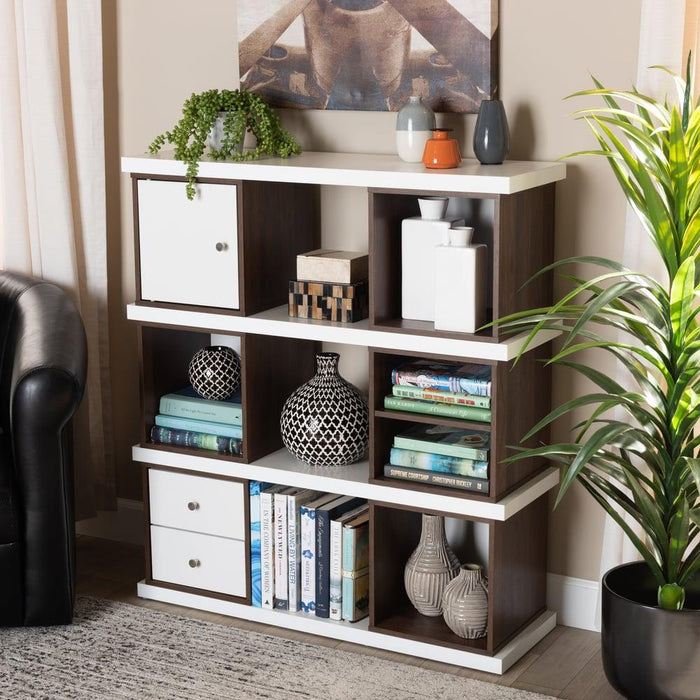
396,96,435,163
441,563,488,638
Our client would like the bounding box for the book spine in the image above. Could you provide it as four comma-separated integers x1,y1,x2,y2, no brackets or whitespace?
273,493,289,610
300,505,316,614
315,509,331,618
155,414,243,440
149,426,242,455
341,523,356,621
260,491,275,609
391,384,490,408
389,447,488,478
384,464,489,493
383,396,491,423
158,395,242,424
329,519,344,620
393,436,488,462
391,368,491,397
249,482,264,608
288,496,300,612
341,570,369,622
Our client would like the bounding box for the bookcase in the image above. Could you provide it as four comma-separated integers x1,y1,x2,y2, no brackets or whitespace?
122,151,565,674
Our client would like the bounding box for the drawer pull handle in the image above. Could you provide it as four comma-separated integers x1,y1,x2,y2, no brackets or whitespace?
187,501,200,511
188,558,201,569
215,242,228,252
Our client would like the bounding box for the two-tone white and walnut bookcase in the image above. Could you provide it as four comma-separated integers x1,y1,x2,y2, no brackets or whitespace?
121,151,566,674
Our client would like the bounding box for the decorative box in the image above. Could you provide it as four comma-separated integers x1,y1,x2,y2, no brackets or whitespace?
288,280,369,323
296,249,369,285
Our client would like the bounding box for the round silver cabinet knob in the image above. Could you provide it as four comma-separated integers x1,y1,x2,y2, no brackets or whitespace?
215,242,228,252
188,558,201,569
187,501,200,511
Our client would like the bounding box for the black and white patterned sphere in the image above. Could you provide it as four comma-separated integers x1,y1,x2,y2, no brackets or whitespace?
281,352,369,467
188,345,241,401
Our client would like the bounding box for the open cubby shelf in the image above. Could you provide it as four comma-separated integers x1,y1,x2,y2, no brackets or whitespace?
124,152,565,674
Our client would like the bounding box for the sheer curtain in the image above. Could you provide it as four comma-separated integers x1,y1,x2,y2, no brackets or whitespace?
0,0,116,518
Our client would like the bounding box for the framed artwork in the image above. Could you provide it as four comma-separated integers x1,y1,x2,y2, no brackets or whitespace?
238,0,498,113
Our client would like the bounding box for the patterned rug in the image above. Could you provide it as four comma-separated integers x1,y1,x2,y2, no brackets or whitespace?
0,597,550,699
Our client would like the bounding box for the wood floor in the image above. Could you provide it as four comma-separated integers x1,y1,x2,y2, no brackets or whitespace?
76,535,623,699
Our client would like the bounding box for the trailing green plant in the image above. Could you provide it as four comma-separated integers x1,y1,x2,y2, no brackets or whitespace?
149,88,301,199
496,56,700,611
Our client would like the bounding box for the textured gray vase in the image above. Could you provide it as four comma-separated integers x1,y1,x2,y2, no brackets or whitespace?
280,352,369,467
442,564,488,639
404,514,460,616
473,99,510,165
396,96,436,163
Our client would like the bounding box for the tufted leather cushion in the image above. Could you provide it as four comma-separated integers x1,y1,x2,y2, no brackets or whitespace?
0,272,86,626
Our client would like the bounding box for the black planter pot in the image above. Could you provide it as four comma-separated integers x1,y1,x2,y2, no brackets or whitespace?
602,562,700,699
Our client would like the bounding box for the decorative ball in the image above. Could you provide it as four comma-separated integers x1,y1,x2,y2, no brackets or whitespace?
188,345,241,401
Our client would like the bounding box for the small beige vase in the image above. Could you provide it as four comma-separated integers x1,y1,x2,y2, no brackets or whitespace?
441,563,488,639
404,514,460,616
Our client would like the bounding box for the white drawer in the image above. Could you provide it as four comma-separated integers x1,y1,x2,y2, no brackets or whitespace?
137,179,239,309
148,469,245,540
150,525,246,598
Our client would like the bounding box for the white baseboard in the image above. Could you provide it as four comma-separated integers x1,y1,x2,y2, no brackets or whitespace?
547,573,600,632
76,498,144,546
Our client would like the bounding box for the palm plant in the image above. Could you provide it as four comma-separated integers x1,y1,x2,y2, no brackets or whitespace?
498,58,700,610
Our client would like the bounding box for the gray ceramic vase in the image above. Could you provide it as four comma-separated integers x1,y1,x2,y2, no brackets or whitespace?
404,514,460,616
441,563,488,639
396,96,436,163
473,99,510,165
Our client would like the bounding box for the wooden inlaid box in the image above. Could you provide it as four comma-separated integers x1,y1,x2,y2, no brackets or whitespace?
288,279,369,322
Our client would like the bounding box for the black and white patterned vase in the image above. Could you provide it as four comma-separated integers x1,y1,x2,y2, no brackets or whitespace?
280,352,369,467
188,345,241,401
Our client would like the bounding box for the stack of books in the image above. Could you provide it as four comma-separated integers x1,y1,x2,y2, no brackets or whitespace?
250,483,369,622
384,359,492,423
149,386,243,455
384,424,490,493
288,249,369,323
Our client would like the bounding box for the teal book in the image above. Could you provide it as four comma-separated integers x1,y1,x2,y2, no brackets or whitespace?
391,384,490,409
159,386,242,425
393,424,490,461
149,426,242,455
249,481,271,608
384,395,491,423
155,413,243,440
341,511,370,622
384,464,489,493
389,447,488,478
391,359,492,397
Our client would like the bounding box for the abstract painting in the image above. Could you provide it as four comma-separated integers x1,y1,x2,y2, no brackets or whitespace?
238,0,498,112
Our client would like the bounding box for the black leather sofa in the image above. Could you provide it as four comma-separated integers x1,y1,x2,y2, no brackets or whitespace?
0,272,87,626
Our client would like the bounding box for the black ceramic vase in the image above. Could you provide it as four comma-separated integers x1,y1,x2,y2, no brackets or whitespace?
280,352,369,467
473,99,510,165
188,345,241,400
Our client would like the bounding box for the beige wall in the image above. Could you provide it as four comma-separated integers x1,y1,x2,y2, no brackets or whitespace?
107,0,642,581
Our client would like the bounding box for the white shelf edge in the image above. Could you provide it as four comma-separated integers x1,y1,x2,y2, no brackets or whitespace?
136,579,557,675
132,445,559,521
126,303,559,362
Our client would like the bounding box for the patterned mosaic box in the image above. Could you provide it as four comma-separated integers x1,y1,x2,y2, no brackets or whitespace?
288,280,369,323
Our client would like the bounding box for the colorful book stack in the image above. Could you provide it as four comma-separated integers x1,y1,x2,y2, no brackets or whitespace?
384,359,492,423
288,249,369,323
149,386,243,455
384,424,491,494
255,485,369,622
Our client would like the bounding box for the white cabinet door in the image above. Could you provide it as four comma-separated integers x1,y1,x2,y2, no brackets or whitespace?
137,179,239,309
150,525,247,597
149,469,245,540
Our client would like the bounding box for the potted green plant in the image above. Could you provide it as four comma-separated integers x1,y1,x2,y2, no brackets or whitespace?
496,60,700,699
149,88,301,199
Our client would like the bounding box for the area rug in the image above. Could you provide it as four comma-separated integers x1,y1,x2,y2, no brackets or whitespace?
0,597,549,699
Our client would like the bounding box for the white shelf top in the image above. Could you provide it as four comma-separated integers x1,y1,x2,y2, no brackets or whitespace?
126,303,559,362
132,444,559,521
121,151,566,195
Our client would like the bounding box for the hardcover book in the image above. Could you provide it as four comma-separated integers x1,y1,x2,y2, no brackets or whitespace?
260,484,287,610
287,489,321,612
329,503,369,620
391,384,490,409
393,424,490,461
154,413,243,440
389,447,488,478
391,360,492,397
315,495,366,618
299,493,337,614
158,386,243,425
341,511,370,622
384,464,490,493
249,481,271,608
274,487,299,610
149,426,242,455
384,395,491,423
